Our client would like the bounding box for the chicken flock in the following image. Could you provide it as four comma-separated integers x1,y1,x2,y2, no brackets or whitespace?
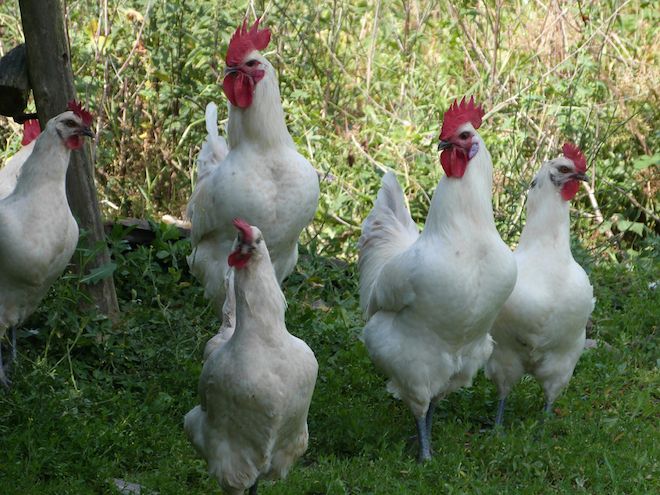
0,18,595,495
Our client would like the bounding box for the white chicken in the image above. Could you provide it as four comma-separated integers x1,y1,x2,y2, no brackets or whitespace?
0,119,41,199
185,218,318,495
486,143,594,425
0,102,93,387
358,97,517,461
187,19,320,316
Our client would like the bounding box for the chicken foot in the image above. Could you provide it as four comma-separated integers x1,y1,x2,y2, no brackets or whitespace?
425,402,436,450
415,403,435,463
0,326,16,388
543,401,554,416
495,398,506,426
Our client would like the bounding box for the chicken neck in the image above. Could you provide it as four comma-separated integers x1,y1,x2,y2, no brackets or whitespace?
232,258,288,345
517,184,572,257
424,143,497,238
12,130,70,196
226,72,294,150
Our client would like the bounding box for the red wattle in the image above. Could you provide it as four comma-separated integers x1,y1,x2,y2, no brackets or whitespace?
223,72,255,109
223,74,237,107
561,180,580,201
440,148,468,178
228,251,251,269
65,136,82,150
234,72,254,108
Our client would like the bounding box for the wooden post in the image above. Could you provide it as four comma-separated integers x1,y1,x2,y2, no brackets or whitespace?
19,0,119,319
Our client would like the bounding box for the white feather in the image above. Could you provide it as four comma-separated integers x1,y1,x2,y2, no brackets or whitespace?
486,159,594,407
187,53,319,316
0,113,82,385
359,126,517,420
359,171,419,317
202,270,236,361
195,102,229,182
0,141,36,199
185,226,317,494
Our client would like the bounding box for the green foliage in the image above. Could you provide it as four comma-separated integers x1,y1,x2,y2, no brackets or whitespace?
0,0,657,255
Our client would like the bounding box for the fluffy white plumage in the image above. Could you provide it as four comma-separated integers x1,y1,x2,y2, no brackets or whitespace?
185,224,318,494
0,111,90,386
202,269,236,361
195,102,229,183
486,156,594,423
0,141,36,199
358,122,516,461
187,48,319,316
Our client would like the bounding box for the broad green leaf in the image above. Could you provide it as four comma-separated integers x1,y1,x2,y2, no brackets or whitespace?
80,262,117,284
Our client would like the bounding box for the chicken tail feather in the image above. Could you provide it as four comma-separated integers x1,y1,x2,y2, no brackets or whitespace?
358,172,418,316
196,102,229,182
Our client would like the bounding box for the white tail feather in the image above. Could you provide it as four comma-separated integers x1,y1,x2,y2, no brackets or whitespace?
358,172,419,315
188,103,230,221
196,102,229,182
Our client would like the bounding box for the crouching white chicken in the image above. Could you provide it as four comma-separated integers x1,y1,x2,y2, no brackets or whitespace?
184,219,318,495
0,119,41,199
0,102,93,387
486,143,594,425
187,19,320,316
358,97,517,462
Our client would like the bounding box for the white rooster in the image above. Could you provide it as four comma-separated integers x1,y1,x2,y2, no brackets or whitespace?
0,102,93,387
185,218,318,495
0,119,41,199
187,19,320,316
486,143,594,425
358,97,517,461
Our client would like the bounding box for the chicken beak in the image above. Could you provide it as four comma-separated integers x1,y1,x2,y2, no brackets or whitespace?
438,140,452,151
571,172,590,182
224,66,238,76
80,126,95,138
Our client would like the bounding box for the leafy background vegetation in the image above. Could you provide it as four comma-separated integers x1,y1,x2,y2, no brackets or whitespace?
0,0,657,494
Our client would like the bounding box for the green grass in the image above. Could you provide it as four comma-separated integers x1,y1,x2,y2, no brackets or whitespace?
0,230,657,494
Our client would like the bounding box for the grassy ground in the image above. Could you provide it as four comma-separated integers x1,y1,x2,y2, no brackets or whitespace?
0,227,657,494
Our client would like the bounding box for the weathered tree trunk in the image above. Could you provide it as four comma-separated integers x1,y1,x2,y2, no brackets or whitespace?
19,0,119,319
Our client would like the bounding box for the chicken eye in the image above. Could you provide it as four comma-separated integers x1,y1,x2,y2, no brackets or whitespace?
459,131,470,140
558,166,571,174
65,120,77,128
256,237,262,245
245,60,258,67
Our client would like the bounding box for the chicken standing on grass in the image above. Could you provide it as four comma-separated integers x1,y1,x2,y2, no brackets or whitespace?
187,19,320,316
185,219,318,495
0,102,94,387
486,143,594,425
0,119,41,199
358,97,517,462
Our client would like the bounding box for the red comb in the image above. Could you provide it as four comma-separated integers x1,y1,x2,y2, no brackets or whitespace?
440,96,485,140
562,142,587,173
232,218,253,244
226,19,271,67
21,119,41,145
67,100,93,126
